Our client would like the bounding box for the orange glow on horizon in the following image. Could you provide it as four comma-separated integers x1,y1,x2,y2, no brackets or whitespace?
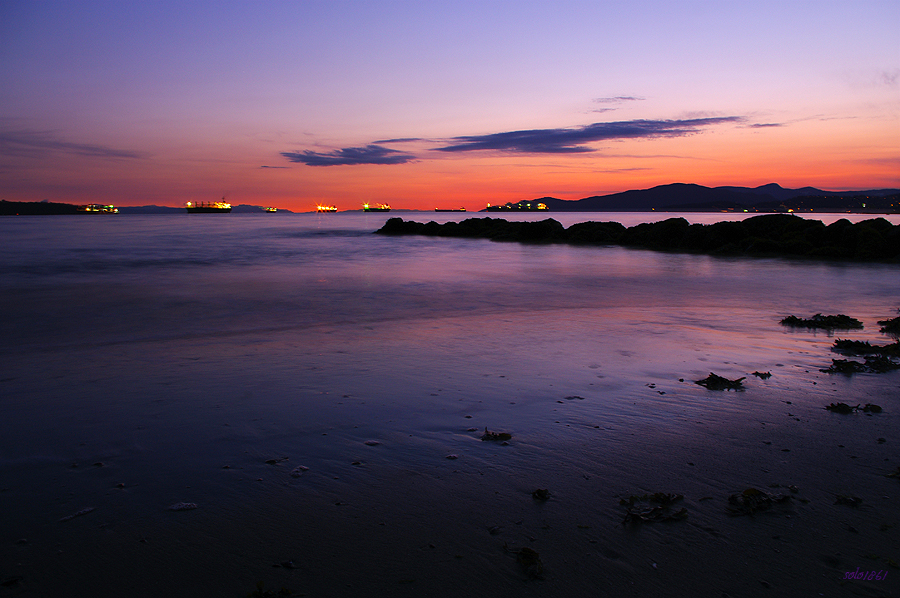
2,126,896,213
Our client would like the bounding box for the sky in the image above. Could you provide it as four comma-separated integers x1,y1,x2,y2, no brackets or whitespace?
1,0,898,211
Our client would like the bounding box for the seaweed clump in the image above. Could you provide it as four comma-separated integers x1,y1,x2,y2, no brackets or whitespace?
820,313,900,373
620,492,687,524
481,427,512,442
878,315,900,335
781,314,864,330
504,545,544,578
247,581,293,597
532,488,551,501
825,402,882,414
726,488,791,516
695,372,745,390
833,339,900,357
821,356,900,374
834,495,863,507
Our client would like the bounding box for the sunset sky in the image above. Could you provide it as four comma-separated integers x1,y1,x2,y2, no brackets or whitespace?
1,1,898,211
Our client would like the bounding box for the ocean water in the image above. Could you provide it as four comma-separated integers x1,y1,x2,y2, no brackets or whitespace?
1,212,898,596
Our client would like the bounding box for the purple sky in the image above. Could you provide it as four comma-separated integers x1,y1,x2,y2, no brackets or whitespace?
1,1,898,210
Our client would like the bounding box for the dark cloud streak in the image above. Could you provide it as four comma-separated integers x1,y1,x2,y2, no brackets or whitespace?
434,117,743,154
0,129,146,159
373,137,423,144
281,144,416,166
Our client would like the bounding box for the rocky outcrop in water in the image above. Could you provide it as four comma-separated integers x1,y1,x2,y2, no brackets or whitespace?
375,214,900,262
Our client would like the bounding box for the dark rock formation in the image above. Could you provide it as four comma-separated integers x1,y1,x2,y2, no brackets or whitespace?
375,214,900,262
377,216,566,243
781,314,864,330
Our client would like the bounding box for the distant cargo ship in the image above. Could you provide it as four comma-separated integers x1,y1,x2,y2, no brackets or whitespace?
316,205,338,212
77,204,118,213
434,207,466,212
186,199,231,213
363,203,391,212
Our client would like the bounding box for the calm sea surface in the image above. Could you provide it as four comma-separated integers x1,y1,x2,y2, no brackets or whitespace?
0,211,898,596
1,210,898,453
2,211,897,350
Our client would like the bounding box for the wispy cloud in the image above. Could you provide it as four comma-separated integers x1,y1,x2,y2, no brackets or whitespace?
879,69,899,87
373,137,423,144
281,144,416,166
260,165,289,169
0,129,146,159
434,117,743,154
747,122,785,128
593,96,645,104
859,156,900,168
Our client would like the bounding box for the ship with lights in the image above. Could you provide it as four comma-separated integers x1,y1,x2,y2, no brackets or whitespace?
186,199,232,213
76,204,118,213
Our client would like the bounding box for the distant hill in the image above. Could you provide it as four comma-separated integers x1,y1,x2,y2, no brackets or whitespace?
491,183,899,212
1,200,80,215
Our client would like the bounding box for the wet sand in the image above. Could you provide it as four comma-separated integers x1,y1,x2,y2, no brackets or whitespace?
1,309,897,597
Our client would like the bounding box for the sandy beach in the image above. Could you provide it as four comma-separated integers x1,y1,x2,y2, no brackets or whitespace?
2,311,898,597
